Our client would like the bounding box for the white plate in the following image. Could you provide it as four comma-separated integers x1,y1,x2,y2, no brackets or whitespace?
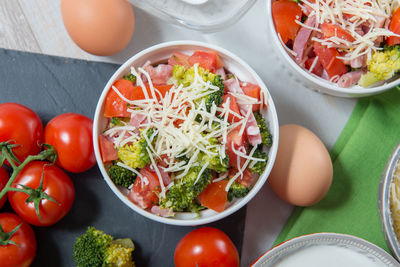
252,233,399,267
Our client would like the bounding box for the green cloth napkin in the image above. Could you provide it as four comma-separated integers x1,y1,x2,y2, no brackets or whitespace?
274,87,400,253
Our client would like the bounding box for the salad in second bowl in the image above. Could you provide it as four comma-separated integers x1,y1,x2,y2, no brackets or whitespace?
98,50,273,217
272,0,400,88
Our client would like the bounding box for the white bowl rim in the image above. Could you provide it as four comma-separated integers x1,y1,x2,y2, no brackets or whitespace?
265,2,400,96
93,40,279,226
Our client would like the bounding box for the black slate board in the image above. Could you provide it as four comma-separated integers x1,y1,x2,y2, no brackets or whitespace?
0,48,246,267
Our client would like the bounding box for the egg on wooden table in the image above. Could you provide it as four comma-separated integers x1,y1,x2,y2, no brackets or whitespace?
61,0,135,56
268,124,333,206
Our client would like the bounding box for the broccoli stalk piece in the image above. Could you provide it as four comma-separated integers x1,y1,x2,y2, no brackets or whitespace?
228,182,251,201
359,45,400,87
249,146,268,175
73,226,135,267
254,112,272,147
118,129,154,169
160,166,212,212
108,164,137,188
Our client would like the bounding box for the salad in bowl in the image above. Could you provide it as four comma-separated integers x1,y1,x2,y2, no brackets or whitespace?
93,41,278,225
268,0,400,96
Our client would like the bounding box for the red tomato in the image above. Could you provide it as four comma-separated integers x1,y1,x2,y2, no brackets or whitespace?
226,127,248,169
234,169,254,188
272,0,303,44
198,180,228,212
45,113,95,173
99,135,118,162
387,7,400,46
104,80,173,118
321,23,355,42
0,213,36,267
8,161,75,226
168,52,190,68
241,82,264,111
128,166,161,209
0,167,9,208
305,57,323,76
188,51,219,72
174,227,239,267
313,42,348,78
0,103,43,163
219,95,241,123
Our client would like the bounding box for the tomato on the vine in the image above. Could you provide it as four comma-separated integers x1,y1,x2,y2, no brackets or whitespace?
0,103,43,163
45,113,96,173
0,212,36,267
0,167,9,208
8,161,75,226
174,227,239,267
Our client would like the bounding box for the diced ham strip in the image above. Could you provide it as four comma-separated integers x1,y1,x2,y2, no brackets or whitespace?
337,70,364,88
150,206,174,217
350,55,366,69
158,165,171,185
294,16,316,64
142,64,173,84
129,113,147,128
215,68,226,80
225,78,262,146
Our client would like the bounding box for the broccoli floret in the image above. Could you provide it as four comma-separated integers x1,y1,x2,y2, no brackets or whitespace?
203,74,224,112
110,117,129,127
249,146,268,175
254,112,272,147
73,226,135,267
118,129,154,169
200,137,229,173
359,45,400,87
123,74,136,84
108,164,137,188
160,166,212,212
227,182,250,201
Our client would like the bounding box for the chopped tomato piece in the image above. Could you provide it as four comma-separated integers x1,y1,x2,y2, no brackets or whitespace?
188,51,218,72
226,127,248,170
128,166,161,209
240,82,264,111
313,42,348,78
272,0,303,44
235,169,254,188
219,95,241,123
197,180,228,212
321,23,355,42
388,7,400,46
99,135,118,162
104,80,173,117
168,52,190,68
305,57,323,76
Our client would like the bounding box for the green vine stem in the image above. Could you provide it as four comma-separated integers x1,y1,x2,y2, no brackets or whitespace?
0,142,57,202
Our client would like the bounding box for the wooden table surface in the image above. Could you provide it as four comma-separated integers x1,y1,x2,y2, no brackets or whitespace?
0,0,357,266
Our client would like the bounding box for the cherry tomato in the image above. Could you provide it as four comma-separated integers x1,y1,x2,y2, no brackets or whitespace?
8,161,75,226
188,51,219,72
0,103,43,163
175,227,239,267
45,113,95,173
387,7,400,46
0,212,36,267
198,180,228,212
272,0,303,44
128,166,160,209
0,167,9,208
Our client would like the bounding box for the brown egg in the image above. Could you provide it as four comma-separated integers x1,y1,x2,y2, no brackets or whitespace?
61,0,135,56
268,124,333,206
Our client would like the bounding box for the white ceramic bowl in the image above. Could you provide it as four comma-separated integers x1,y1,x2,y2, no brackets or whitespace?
252,233,399,266
93,41,279,226
266,2,400,98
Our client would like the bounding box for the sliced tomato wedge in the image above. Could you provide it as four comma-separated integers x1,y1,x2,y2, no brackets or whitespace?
99,135,118,162
168,52,190,68
219,95,241,123
321,23,355,42
128,166,161,209
104,80,173,117
188,51,219,72
197,180,228,212
241,82,265,111
226,127,248,170
305,57,323,76
272,0,303,44
313,42,348,78
387,7,400,46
